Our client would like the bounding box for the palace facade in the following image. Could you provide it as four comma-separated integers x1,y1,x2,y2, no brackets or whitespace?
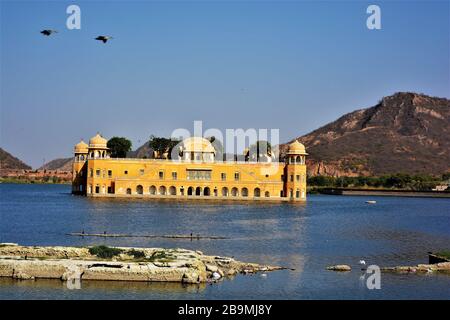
72,134,308,201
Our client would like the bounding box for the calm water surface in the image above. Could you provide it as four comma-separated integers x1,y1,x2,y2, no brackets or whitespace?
0,184,449,299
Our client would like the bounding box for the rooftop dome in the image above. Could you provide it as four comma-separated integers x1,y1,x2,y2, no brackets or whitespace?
181,137,215,153
287,140,307,155
74,140,88,153
89,133,108,149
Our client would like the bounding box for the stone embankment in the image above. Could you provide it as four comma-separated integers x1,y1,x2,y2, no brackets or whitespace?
0,244,285,284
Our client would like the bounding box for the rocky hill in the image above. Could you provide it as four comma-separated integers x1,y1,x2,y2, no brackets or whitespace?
282,92,450,176
126,141,154,159
39,158,73,171
37,92,450,177
0,148,31,170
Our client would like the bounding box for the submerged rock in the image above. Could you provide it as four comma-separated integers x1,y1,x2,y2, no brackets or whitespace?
326,265,352,272
381,262,450,274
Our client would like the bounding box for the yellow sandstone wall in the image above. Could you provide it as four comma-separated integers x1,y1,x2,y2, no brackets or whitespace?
72,136,307,201
74,158,306,200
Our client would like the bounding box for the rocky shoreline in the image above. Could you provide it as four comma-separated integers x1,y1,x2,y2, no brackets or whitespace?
326,262,450,274
0,244,286,284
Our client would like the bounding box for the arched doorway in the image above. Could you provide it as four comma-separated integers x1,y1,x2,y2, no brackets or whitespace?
204,187,210,196
241,188,248,197
136,185,143,195
169,186,176,195
195,187,202,196
159,186,166,195
222,187,228,196
126,188,132,195
149,185,156,195
254,188,261,197
265,191,270,197
231,187,238,197
187,187,194,196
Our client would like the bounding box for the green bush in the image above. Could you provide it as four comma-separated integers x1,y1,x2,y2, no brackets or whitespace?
89,245,123,259
436,251,450,260
148,250,175,262
127,249,146,259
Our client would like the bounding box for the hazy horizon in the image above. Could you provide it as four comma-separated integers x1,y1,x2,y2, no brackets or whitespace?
1,1,449,168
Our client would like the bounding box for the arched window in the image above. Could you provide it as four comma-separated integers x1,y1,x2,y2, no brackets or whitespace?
241,188,248,197
187,187,194,196
222,187,228,196
265,191,270,197
254,188,260,197
204,187,210,196
195,187,202,196
159,186,166,195
296,156,301,163
231,187,238,197
169,186,176,195
136,185,143,195
149,185,156,195
126,188,132,195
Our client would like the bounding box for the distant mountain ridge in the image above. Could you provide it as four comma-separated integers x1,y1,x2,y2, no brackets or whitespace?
0,148,31,170
282,92,450,176
39,158,73,171
28,92,450,177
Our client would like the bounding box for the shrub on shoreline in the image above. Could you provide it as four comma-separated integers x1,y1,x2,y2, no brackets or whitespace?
89,245,123,259
127,249,146,259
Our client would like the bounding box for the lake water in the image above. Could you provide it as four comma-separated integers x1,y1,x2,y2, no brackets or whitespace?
0,183,449,299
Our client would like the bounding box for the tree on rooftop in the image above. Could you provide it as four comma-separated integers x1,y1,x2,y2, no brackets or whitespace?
248,140,272,162
107,137,132,158
148,135,180,159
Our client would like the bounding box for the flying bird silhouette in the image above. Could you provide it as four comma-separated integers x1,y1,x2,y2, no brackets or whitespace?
40,29,58,36
95,36,113,43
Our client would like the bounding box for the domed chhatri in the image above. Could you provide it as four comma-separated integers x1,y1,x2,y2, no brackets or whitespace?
179,137,215,162
74,140,88,153
72,133,308,201
181,137,215,153
287,140,308,155
89,133,108,149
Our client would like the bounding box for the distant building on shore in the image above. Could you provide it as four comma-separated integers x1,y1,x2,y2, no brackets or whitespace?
432,185,449,191
72,133,308,201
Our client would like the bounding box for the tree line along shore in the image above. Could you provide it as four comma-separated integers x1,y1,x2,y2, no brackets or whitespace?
308,173,450,193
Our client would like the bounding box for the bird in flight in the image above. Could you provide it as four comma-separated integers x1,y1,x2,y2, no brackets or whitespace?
95,36,113,43
40,29,58,36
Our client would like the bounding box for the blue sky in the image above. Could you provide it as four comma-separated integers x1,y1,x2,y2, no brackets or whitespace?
1,0,449,168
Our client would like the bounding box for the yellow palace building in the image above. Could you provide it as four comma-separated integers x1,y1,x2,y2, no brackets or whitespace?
72,134,308,201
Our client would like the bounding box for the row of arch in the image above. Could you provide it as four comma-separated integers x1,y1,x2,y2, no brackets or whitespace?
125,185,270,198
75,150,110,160
287,155,306,164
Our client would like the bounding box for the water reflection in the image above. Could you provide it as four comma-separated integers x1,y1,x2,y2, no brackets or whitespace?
0,278,206,294
1,184,450,299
